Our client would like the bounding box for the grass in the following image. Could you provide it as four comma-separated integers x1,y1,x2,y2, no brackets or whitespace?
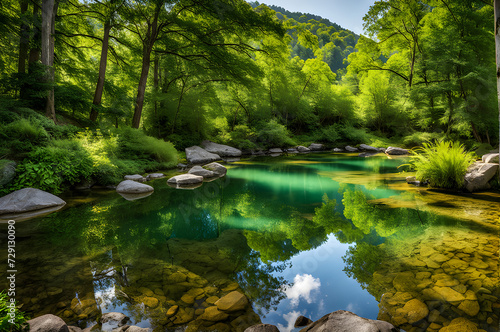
406,140,476,189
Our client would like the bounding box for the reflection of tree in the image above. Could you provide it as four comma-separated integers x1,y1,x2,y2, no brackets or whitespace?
342,242,385,291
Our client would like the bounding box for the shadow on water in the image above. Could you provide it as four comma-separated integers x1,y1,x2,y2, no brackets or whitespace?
0,153,498,331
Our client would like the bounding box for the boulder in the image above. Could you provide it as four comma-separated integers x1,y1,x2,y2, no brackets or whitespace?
100,312,130,331
204,162,227,176
201,140,242,157
0,160,16,186
401,299,429,324
268,148,283,154
438,317,479,332
299,310,399,332
464,162,499,192
482,153,499,164
146,173,165,180
68,327,82,332
124,174,146,182
198,306,229,322
308,143,324,151
386,146,409,155
28,314,69,332
185,146,221,164
188,166,216,178
116,180,154,194
295,315,313,327
167,174,204,186
333,148,344,152
215,291,249,312
286,148,299,154
297,146,311,153
0,188,66,215
345,146,358,152
359,144,379,152
244,324,280,332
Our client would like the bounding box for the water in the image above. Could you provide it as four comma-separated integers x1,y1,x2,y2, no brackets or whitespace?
0,153,499,332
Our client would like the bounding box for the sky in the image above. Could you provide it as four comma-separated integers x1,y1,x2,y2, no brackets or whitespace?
255,0,377,35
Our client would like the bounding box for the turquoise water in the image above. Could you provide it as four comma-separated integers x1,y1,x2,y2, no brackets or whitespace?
0,153,498,331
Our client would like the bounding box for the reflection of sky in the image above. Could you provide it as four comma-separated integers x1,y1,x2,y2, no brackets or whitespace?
262,235,379,331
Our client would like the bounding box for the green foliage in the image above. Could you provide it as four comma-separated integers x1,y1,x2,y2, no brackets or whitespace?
0,291,29,332
117,128,178,165
255,119,296,148
402,132,443,148
343,242,385,290
407,141,476,189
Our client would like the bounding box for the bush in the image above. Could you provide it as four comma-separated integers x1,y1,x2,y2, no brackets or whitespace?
407,141,476,189
255,119,296,148
0,291,29,331
403,132,442,148
117,128,178,166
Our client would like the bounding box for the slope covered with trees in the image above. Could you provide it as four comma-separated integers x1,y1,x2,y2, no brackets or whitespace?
0,0,498,194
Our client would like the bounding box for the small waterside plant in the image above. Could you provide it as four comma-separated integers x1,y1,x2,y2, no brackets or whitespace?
406,140,476,189
0,291,29,331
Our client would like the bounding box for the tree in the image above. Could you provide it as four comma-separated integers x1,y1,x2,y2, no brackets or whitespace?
41,0,57,122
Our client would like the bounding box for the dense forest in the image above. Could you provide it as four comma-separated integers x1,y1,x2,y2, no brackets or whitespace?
0,0,498,194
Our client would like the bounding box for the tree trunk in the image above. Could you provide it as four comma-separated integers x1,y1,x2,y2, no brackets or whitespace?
153,55,160,137
90,22,111,122
18,0,30,75
496,0,500,170
28,2,41,69
42,0,56,122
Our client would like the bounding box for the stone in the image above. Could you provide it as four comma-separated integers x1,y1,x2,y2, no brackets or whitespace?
116,180,154,194
198,306,229,322
299,310,399,332
28,314,69,332
432,286,466,302
458,300,480,316
402,299,429,324
166,305,179,317
124,174,146,182
345,146,358,152
0,188,66,215
438,317,478,332
188,165,216,178
481,153,499,164
295,315,313,327
185,146,221,164
167,174,203,186
386,146,409,155
465,162,499,192
68,327,82,332
297,146,311,153
308,143,324,151
0,160,16,186
215,291,249,312
201,140,242,157
206,296,219,304
146,173,165,180
268,148,283,154
393,271,416,292
142,296,159,308
333,148,343,152
359,144,380,152
286,148,299,153
244,324,280,332
100,312,130,330
203,162,227,176
406,176,417,184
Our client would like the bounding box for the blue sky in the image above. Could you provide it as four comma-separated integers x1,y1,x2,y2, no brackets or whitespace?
256,0,377,35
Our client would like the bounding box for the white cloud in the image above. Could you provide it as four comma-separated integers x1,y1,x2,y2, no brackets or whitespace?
284,274,321,307
277,310,303,332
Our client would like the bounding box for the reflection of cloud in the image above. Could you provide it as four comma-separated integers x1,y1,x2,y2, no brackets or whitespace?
318,299,325,314
277,310,302,332
346,303,356,312
284,274,321,307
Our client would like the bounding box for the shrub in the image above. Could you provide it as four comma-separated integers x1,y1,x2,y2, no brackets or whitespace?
255,119,296,148
403,132,442,147
407,141,476,189
0,291,29,331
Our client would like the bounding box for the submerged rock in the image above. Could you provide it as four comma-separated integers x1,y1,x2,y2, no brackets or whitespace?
185,146,221,164
116,180,154,194
0,188,66,215
201,140,242,157
215,291,249,312
299,310,399,332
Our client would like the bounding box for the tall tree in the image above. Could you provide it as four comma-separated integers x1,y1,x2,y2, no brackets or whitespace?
41,0,57,122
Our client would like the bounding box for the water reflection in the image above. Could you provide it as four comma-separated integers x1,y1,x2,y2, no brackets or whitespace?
0,154,498,331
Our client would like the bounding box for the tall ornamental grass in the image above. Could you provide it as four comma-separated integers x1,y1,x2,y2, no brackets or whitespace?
408,141,476,189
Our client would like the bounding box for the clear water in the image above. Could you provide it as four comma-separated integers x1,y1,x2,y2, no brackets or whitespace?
0,153,498,332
